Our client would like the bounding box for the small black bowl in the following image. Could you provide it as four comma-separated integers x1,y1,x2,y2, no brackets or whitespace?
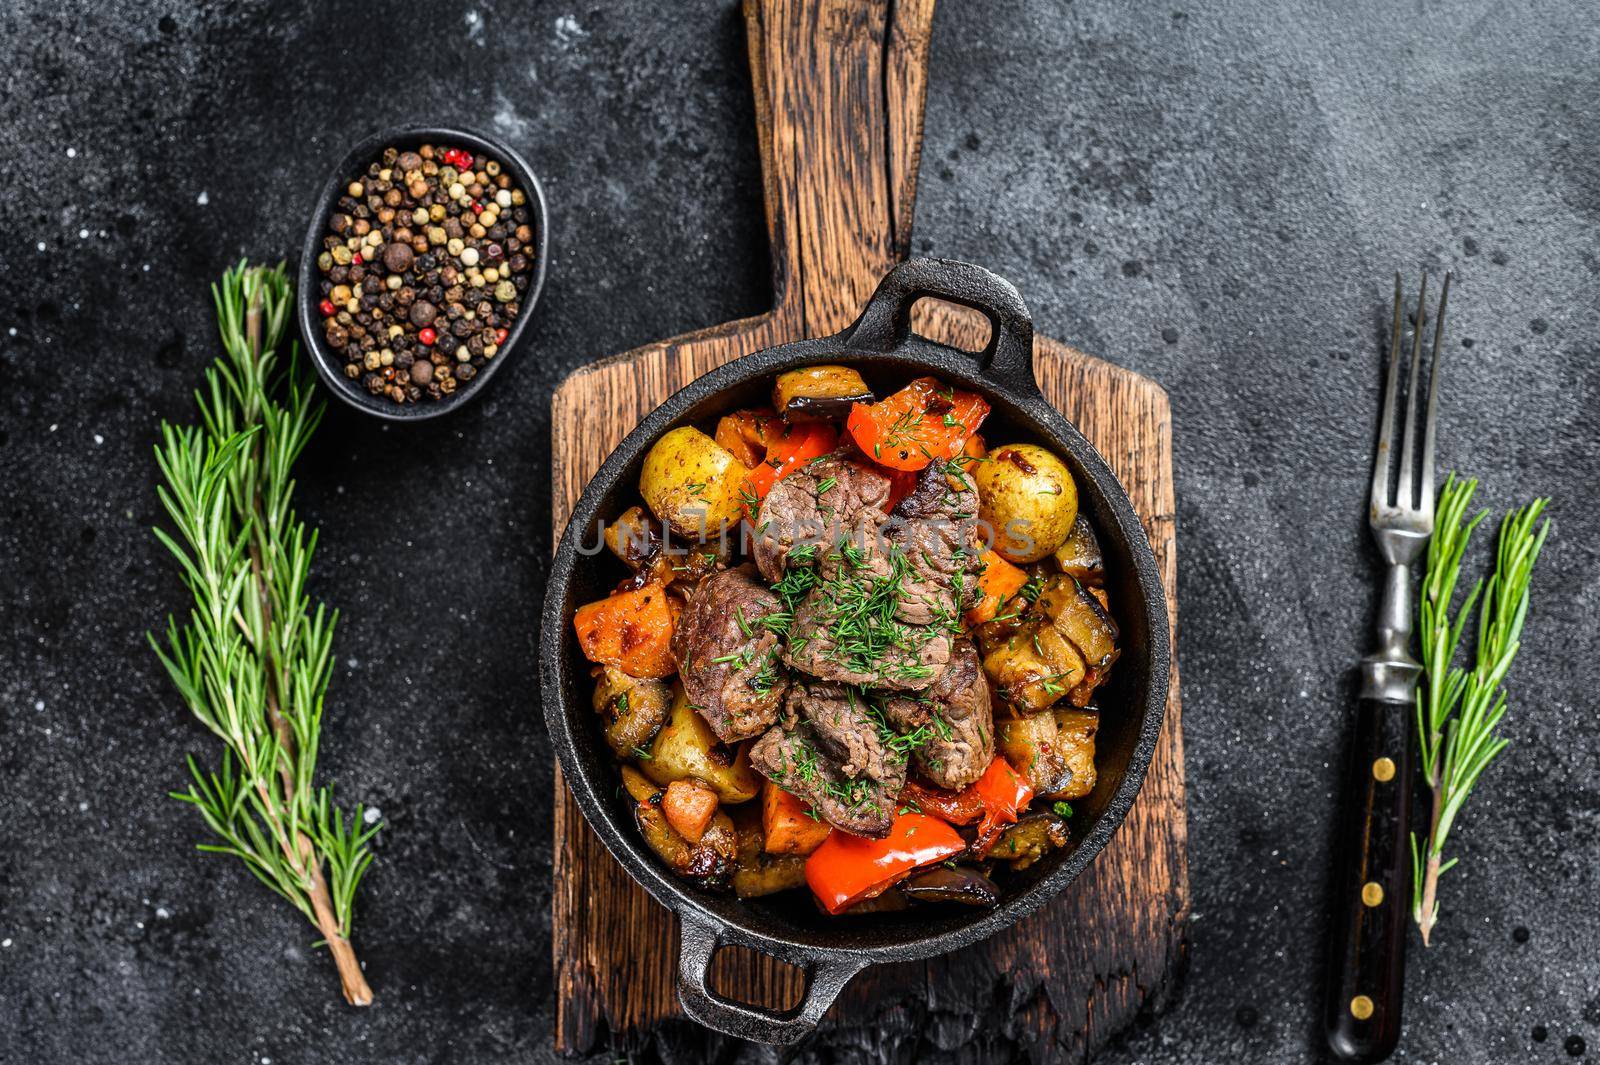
296,125,549,422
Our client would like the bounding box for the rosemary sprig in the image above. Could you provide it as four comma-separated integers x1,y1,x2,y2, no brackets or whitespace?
1411,474,1550,945
150,261,379,1004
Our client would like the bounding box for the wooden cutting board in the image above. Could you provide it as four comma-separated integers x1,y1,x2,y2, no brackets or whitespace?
548,0,1188,1058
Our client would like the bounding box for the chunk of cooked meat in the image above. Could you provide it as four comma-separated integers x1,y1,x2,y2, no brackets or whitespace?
748,724,895,838
786,680,904,788
879,639,995,790
782,585,950,692
879,460,985,625
671,565,790,742
752,451,891,583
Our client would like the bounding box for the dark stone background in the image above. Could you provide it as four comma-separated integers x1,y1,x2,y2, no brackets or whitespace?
3,0,1596,1062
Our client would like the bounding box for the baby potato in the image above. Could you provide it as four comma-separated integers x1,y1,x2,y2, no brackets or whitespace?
640,686,763,803
639,427,747,538
974,443,1078,563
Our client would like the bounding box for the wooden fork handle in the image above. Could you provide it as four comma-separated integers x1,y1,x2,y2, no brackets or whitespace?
1324,696,1413,1062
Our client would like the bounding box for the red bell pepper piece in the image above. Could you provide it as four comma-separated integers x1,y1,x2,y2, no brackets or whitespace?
970,755,1035,857
973,755,1033,826
898,779,985,826
846,377,990,471
742,420,838,511
804,813,966,915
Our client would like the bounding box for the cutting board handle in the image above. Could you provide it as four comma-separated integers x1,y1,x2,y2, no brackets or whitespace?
743,0,936,335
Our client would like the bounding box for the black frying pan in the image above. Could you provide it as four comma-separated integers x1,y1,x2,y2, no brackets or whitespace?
539,257,1170,1044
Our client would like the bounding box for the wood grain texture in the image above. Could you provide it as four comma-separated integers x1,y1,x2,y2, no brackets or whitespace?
550,0,1187,1059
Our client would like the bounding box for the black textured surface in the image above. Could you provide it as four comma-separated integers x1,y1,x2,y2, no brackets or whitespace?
2,2,1596,1063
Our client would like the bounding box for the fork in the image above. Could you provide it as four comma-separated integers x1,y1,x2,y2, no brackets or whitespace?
1324,272,1451,1064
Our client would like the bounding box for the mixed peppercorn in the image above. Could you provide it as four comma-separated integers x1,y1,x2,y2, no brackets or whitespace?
316,142,537,404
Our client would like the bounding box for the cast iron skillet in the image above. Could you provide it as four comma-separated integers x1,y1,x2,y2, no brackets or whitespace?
296,124,549,422
540,257,1170,1044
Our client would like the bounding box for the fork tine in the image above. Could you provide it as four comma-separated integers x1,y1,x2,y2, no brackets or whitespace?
1418,272,1451,515
1396,271,1429,510
1372,273,1405,514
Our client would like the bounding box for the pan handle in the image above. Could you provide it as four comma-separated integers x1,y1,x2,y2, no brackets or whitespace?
676,912,868,1045
845,256,1038,394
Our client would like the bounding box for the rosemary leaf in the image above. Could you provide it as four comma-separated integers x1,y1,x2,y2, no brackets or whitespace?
150,261,379,1003
1411,474,1549,945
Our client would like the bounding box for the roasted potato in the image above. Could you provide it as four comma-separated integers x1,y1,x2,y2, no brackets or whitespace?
1047,707,1099,800
591,667,672,760
771,365,873,419
729,804,809,898
620,764,661,803
1053,513,1104,585
1037,577,1118,669
639,427,747,538
641,686,763,803
996,708,1075,793
973,443,1079,563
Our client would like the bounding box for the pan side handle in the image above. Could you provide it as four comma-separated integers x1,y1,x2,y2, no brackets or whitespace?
675,913,868,1045
845,256,1039,393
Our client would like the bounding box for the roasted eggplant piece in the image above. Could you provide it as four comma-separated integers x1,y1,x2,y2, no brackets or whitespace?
1046,707,1099,800
604,504,727,589
1052,513,1104,585
989,811,1071,871
979,574,1118,713
899,865,1001,907
996,708,1075,793
591,667,672,760
771,365,873,419
981,620,1087,714
604,505,662,571
830,891,910,916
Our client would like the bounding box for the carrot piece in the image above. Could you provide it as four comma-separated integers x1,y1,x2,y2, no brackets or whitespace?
662,779,719,843
572,582,678,678
964,549,1029,625
762,780,832,856
714,408,773,469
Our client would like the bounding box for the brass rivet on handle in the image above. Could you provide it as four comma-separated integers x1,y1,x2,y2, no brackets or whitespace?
1362,882,1385,907
1372,757,1396,782
1350,995,1375,1021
